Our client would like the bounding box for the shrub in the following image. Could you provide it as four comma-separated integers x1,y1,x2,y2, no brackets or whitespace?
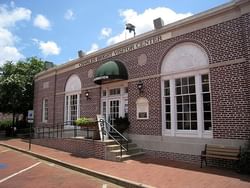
0,120,12,130
74,117,96,127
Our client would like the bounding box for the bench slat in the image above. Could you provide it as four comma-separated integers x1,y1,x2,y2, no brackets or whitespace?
201,154,239,160
206,151,239,157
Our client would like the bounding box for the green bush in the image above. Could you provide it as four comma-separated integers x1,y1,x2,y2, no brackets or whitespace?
0,120,12,130
74,117,96,126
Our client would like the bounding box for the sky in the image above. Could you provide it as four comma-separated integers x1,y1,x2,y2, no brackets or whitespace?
0,0,230,66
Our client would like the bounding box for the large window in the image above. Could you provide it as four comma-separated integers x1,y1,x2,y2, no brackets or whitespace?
65,94,80,123
163,73,212,137
161,42,211,137
175,76,197,130
64,74,81,125
42,98,48,122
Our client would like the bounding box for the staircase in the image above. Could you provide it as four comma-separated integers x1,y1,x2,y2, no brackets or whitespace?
104,139,145,161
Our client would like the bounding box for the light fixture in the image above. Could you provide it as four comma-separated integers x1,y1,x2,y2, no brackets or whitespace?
85,90,90,100
137,80,144,93
126,23,136,37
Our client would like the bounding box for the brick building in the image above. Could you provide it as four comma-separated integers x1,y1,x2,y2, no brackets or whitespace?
34,0,250,163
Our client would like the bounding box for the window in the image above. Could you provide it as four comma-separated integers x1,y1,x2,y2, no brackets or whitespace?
65,94,81,124
202,74,212,130
64,74,81,125
164,80,171,129
163,73,212,137
175,76,197,130
161,42,211,137
109,88,120,96
42,99,48,122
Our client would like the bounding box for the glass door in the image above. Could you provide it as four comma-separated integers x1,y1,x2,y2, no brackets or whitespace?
109,99,120,126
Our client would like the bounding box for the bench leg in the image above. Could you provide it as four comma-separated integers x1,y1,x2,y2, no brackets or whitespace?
201,156,203,168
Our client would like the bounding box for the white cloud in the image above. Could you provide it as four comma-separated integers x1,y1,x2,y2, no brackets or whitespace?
33,39,61,56
100,27,112,38
86,43,99,54
0,2,31,65
64,9,75,20
107,7,192,45
33,14,51,30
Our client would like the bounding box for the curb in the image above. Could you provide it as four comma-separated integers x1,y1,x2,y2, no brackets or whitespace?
0,143,155,188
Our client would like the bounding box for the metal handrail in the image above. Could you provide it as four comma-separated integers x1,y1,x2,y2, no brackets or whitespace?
99,118,128,157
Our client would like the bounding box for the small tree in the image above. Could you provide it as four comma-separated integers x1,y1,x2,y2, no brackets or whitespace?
0,57,49,126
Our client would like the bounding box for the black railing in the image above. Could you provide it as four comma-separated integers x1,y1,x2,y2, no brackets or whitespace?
35,121,98,139
99,118,128,158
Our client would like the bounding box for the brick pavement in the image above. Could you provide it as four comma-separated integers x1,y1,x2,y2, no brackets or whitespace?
0,139,249,188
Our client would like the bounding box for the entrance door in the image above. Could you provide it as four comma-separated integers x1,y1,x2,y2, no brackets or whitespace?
109,99,120,126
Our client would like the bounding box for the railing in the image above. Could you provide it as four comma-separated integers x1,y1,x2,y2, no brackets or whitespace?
99,118,128,158
35,121,98,139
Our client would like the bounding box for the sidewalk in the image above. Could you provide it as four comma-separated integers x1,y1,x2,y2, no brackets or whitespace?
1,138,249,188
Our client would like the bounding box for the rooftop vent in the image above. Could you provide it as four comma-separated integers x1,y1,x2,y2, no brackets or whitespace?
78,50,85,58
153,17,164,30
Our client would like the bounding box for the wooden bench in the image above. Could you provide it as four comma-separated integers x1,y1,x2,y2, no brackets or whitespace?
201,144,241,168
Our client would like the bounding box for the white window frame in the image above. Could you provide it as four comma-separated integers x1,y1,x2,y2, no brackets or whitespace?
64,92,81,124
42,98,48,123
161,69,212,138
100,81,128,122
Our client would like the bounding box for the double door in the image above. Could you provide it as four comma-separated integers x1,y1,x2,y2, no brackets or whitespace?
102,98,128,126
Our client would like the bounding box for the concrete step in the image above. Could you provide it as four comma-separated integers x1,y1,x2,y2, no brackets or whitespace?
106,143,137,150
116,151,146,161
109,147,143,156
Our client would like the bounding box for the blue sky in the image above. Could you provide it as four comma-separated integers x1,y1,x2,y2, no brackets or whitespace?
0,0,230,66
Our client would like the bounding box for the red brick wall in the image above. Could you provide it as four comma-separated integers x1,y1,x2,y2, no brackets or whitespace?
34,13,250,140
211,62,250,139
128,78,161,135
32,138,105,159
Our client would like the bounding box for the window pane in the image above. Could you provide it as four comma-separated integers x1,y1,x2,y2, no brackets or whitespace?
176,96,182,104
183,95,189,103
204,112,211,120
204,121,212,130
177,113,183,121
182,77,188,85
203,102,211,111
184,104,189,112
176,87,181,95
202,84,209,92
164,80,169,88
191,122,197,130
182,86,188,94
177,122,183,130
165,97,170,104
184,113,190,120
191,104,197,111
166,113,171,121
165,105,170,112
202,74,209,83
166,121,171,129
203,93,210,102
177,105,182,112
189,77,195,84
189,85,195,93
190,95,196,102
191,113,197,120
165,88,170,96
184,122,190,130
175,79,181,86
